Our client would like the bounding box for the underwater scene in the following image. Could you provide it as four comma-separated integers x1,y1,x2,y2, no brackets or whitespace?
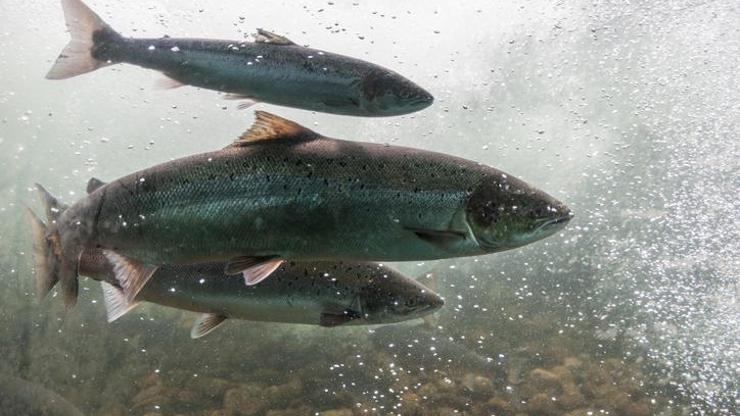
0,0,737,415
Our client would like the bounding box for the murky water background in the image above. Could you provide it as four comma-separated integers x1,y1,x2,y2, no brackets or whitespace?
0,1,737,415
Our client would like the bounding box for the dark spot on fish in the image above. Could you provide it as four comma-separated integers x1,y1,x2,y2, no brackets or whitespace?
361,70,392,100
302,61,316,72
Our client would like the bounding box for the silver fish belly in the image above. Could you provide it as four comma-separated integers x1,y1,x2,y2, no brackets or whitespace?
77,249,443,336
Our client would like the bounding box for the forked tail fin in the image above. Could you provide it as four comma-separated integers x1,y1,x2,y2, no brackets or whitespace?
46,0,121,80
35,183,68,224
34,184,81,309
25,208,59,301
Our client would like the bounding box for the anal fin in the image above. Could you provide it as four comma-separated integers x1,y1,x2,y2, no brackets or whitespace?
103,251,158,302
224,256,284,286
191,313,227,339
101,282,140,322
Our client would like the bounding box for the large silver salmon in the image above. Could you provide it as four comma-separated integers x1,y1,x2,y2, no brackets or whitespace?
75,250,443,337
46,0,433,116
30,112,571,308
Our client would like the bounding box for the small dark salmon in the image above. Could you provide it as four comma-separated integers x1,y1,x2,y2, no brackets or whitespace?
29,112,572,308
76,250,443,337
46,0,433,116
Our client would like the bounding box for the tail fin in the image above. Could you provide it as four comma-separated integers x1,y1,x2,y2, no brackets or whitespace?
35,183,68,224
46,0,120,80
34,184,81,309
25,208,60,301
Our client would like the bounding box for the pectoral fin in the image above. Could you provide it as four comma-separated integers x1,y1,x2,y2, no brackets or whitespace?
190,313,227,339
323,96,360,108
100,282,140,323
103,251,158,302
405,227,467,250
319,309,363,327
224,256,284,285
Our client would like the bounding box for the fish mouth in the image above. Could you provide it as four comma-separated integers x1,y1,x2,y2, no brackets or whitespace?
538,212,574,232
428,294,445,311
411,91,434,108
417,294,445,315
550,214,573,226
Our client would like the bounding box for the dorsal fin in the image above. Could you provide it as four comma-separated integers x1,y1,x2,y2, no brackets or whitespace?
86,177,107,194
254,29,295,45
231,111,318,147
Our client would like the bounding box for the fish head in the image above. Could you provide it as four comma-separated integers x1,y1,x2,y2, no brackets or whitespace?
465,172,573,251
358,267,444,324
359,69,434,116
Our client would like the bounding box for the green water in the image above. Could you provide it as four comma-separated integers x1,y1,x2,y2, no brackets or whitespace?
0,0,737,415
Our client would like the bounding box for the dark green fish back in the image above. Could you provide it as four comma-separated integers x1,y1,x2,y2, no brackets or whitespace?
87,136,492,263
